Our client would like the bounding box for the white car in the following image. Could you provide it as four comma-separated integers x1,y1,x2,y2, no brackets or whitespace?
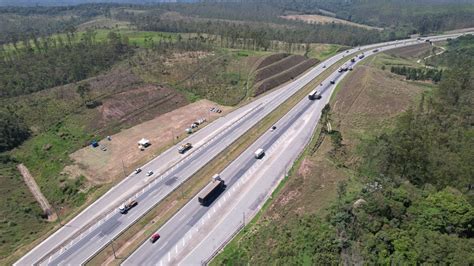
146,171,153,176
134,168,142,174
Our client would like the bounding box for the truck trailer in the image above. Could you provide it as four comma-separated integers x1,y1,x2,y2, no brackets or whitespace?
308,89,322,100
118,200,138,214
198,176,225,206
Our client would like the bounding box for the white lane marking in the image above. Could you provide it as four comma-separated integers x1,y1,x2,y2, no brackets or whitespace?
175,245,178,254
182,238,186,247
168,252,171,262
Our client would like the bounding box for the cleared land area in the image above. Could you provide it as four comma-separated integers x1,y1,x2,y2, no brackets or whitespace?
70,99,229,184
281,14,383,31
213,52,429,264
253,55,319,96
385,43,432,58
17,164,56,222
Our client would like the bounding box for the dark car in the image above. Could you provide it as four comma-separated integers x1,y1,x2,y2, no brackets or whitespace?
330,80,335,84
150,233,160,243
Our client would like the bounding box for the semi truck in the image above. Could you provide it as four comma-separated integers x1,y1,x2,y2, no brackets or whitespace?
308,89,322,100
178,143,192,154
198,174,225,206
118,200,138,214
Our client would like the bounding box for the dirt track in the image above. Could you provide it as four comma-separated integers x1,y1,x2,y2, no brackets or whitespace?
17,164,57,222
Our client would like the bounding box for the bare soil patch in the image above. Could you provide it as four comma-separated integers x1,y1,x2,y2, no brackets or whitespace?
96,84,188,132
17,164,57,222
385,43,432,58
254,53,289,70
254,55,306,82
70,99,230,184
254,58,319,96
281,14,383,31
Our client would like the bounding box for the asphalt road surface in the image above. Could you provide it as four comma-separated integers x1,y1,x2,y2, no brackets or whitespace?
15,32,469,266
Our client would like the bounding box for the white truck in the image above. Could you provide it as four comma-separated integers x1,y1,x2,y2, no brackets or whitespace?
254,148,265,159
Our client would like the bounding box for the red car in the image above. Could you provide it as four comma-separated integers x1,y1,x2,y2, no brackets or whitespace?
150,233,160,243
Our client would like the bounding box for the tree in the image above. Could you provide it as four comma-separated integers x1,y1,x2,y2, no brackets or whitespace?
76,83,91,103
0,108,30,152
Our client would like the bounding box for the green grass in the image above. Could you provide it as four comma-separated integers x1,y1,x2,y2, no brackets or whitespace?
309,44,348,61
0,159,49,260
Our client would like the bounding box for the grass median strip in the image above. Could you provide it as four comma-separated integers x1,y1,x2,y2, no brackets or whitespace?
86,57,348,265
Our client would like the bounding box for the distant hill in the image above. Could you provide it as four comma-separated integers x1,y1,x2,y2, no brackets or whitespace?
0,0,199,7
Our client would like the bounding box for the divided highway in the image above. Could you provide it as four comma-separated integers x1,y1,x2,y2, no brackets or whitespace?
123,32,472,265
15,32,470,266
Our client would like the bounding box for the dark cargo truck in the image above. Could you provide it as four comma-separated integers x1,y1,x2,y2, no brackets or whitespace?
198,175,225,206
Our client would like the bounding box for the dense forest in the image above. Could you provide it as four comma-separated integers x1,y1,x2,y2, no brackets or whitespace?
390,66,442,82
0,30,131,97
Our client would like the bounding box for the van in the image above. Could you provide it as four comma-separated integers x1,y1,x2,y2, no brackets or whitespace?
254,148,265,159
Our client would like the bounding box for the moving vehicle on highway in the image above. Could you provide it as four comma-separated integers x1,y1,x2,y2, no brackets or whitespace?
358,54,365,59
178,143,192,154
150,233,160,243
254,148,265,159
198,174,225,206
146,171,153,176
330,80,336,84
134,168,142,174
118,200,138,214
308,89,322,100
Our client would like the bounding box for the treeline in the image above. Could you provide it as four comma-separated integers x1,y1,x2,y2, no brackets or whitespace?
237,0,474,35
0,31,131,97
391,66,442,82
118,10,385,48
0,4,115,45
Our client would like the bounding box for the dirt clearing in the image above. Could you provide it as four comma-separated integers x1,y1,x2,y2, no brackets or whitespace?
280,14,383,31
385,43,432,58
69,100,230,184
17,164,57,222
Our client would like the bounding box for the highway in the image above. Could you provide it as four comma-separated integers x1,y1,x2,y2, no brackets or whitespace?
15,32,469,266
123,32,471,265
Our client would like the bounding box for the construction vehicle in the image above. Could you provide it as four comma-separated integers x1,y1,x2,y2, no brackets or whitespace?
118,200,138,214
198,174,225,206
178,143,192,154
